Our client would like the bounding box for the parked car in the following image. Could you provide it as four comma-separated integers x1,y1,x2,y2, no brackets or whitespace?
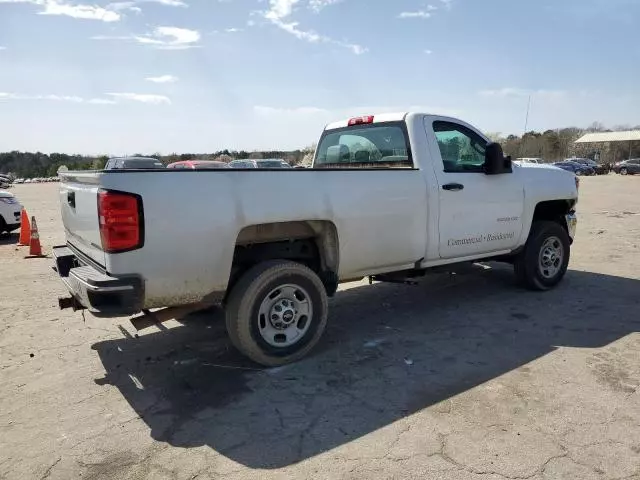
104,157,165,170
515,158,543,164
553,161,594,176
612,159,640,175
568,158,608,175
228,159,292,169
167,160,229,169
228,159,258,169
0,190,22,234
54,111,578,366
255,159,292,169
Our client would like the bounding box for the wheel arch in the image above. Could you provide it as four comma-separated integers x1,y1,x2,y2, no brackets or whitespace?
230,220,340,296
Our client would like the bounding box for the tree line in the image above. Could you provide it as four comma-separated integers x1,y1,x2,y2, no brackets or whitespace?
2,122,639,178
0,149,312,179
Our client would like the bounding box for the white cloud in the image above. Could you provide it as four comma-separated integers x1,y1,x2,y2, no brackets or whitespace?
254,104,461,119
308,0,342,12
0,46,6,50
254,105,328,116
440,0,453,10
0,0,185,21
107,0,186,12
224,27,243,33
262,0,366,54
398,10,432,19
0,92,117,104
0,0,121,22
107,93,171,104
39,1,120,21
88,98,117,104
424,49,433,55
145,74,179,83
94,26,201,49
480,88,566,99
134,26,201,49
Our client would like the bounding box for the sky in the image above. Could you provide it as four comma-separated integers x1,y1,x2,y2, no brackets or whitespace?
0,0,639,154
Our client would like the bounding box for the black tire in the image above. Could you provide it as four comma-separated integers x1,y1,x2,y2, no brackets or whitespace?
514,221,570,291
0,216,6,234
620,168,628,175
225,260,328,366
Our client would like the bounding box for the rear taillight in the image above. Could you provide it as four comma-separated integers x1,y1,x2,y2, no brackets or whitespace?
98,190,143,253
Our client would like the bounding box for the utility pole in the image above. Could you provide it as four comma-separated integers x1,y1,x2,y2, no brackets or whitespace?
521,95,531,156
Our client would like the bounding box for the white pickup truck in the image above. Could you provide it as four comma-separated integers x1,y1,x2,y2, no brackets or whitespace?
53,112,578,366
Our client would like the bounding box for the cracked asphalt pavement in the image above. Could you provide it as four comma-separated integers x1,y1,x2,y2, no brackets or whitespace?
1,176,639,480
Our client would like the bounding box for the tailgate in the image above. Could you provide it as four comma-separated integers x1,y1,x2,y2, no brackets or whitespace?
59,173,105,266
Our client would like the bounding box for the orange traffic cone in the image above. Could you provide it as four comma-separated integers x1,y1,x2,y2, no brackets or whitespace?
25,216,46,258
18,209,31,246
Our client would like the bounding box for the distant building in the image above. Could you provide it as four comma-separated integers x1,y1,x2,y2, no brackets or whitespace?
571,130,640,164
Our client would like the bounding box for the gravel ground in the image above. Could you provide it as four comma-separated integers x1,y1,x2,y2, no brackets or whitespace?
1,176,639,480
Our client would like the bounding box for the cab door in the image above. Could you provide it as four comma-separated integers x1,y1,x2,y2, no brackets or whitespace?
424,117,525,259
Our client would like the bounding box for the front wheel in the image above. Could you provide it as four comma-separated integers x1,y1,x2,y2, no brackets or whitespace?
225,260,328,366
575,170,583,176
514,221,571,291
620,168,628,175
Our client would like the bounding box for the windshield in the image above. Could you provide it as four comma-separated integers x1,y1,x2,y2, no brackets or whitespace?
257,160,289,168
229,161,256,169
123,159,164,169
193,161,228,169
314,122,411,168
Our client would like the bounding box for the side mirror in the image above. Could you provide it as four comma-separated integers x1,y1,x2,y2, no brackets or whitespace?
484,142,512,175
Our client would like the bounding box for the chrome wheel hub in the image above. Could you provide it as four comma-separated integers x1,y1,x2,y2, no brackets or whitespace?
258,284,312,347
538,236,564,279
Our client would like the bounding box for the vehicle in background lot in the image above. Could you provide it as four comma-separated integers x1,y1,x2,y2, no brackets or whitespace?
54,112,579,366
167,160,229,169
613,159,640,175
0,190,22,234
553,161,595,176
24,179,32,184
255,159,292,168
515,158,543,164
228,159,258,169
14,179,24,184
104,157,165,170
568,158,608,175
228,159,292,169
0,175,12,188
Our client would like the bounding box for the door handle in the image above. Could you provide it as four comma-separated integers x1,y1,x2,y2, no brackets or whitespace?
442,183,464,191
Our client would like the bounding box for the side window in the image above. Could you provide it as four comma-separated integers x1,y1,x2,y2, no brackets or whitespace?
115,160,124,169
433,121,487,173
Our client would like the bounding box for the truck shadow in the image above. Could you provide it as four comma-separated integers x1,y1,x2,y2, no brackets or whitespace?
91,265,640,468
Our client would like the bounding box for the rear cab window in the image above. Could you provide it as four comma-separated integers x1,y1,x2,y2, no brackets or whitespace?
314,122,413,168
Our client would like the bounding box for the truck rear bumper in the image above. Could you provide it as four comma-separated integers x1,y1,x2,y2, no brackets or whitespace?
53,245,144,317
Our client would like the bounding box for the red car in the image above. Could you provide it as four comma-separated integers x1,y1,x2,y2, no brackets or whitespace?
166,160,229,169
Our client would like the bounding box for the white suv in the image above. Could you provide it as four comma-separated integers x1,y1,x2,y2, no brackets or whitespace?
0,190,22,234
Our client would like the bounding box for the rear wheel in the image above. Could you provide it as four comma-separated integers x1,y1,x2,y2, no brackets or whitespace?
620,168,628,175
575,170,583,176
0,216,6,234
514,221,570,291
225,260,328,366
